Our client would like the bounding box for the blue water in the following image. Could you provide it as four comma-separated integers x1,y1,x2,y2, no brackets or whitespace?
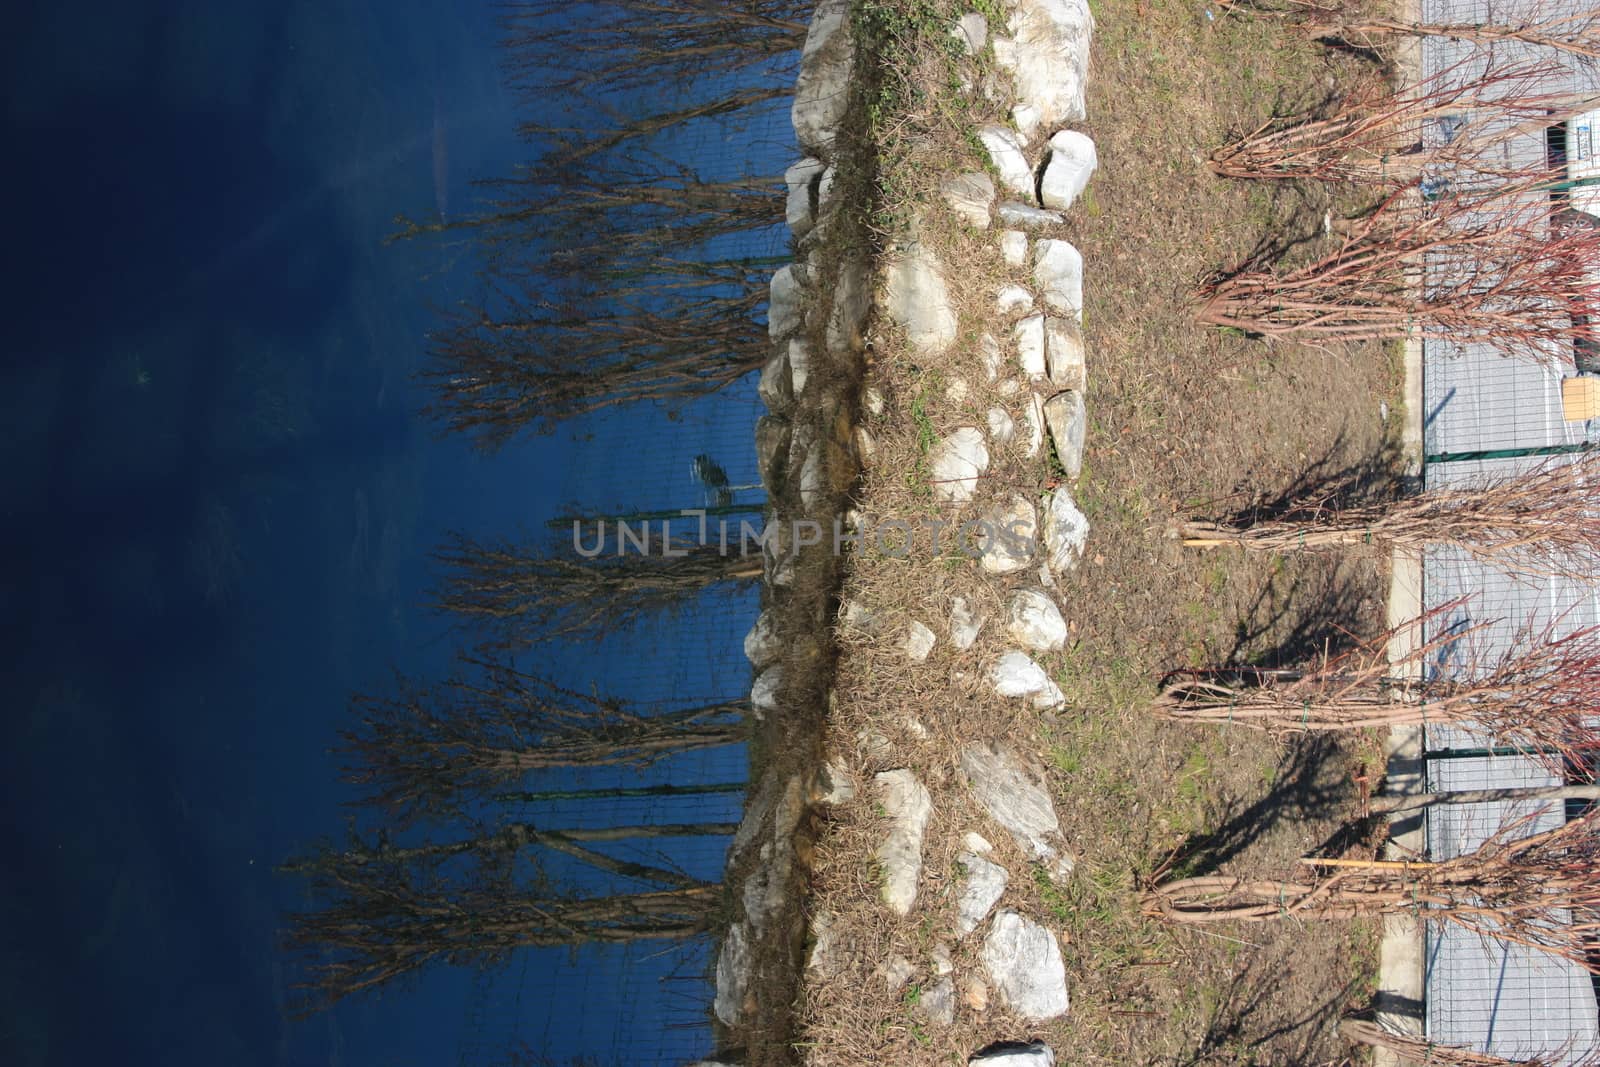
0,2,771,1064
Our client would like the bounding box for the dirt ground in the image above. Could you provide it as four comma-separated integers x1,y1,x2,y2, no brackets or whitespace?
790,0,1409,1064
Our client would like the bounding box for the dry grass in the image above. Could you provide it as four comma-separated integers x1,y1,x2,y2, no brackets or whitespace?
792,0,1408,1063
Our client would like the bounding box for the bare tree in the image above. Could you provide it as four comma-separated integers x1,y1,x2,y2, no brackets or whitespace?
433,531,762,646
1197,174,1600,359
1181,450,1600,581
1154,607,1600,773
500,0,809,99
1147,810,1600,973
516,85,795,172
422,274,766,446
283,841,720,1012
396,159,783,263
1211,56,1582,184
1220,0,1600,62
341,664,747,823
1339,1017,1595,1066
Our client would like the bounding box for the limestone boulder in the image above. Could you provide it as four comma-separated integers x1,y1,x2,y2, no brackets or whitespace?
977,124,1036,198
988,651,1064,710
785,156,827,236
885,242,958,353
1005,589,1068,652
1039,130,1098,211
1033,239,1083,317
982,911,1069,1021
943,171,996,229
1042,390,1086,479
930,427,989,503
1007,0,1094,128
875,769,933,916
792,0,855,153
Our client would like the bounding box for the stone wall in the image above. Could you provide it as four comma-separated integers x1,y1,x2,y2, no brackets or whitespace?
710,1,1098,1062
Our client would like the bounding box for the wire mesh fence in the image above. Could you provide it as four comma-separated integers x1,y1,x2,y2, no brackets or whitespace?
1416,2,1600,1040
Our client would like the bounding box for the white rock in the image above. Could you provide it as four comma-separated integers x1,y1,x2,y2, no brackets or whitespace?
744,610,780,667
1014,314,1047,378
858,728,894,761
751,665,784,714
1042,390,1086,479
714,922,753,1025
954,11,988,52
841,597,880,635
812,761,856,806
950,596,987,650
799,442,826,510
769,266,803,340
943,171,996,229
987,406,1016,446
807,911,839,975
792,0,855,152
1041,488,1090,575
875,769,934,916
980,333,1005,381
945,377,970,403
790,338,813,395
1008,0,1094,128
766,538,795,587
905,716,930,740
885,242,959,353
961,741,1074,873
759,348,792,410
998,201,1066,229
996,285,1035,315
971,1041,1056,1065
1020,392,1046,458
775,773,807,839
992,34,1018,67
920,975,957,1025
855,425,877,464
933,942,955,975
964,831,995,854
1039,129,1098,211
956,851,1011,935
864,386,886,416
979,494,1037,575
982,910,1069,1021
785,157,826,236
989,650,1064,709
1033,239,1083,317
998,377,1023,397
1000,229,1029,266
902,620,937,663
728,773,779,867
880,954,916,993
1013,102,1044,140
742,866,776,929
828,255,872,355
818,164,838,209
1044,318,1085,390
1006,589,1068,652
977,124,1036,198
930,427,989,503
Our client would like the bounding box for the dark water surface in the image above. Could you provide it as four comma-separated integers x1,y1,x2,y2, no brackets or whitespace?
0,2,598,1063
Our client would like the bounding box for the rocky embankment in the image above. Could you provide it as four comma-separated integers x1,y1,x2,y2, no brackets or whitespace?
709,2,1099,1063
